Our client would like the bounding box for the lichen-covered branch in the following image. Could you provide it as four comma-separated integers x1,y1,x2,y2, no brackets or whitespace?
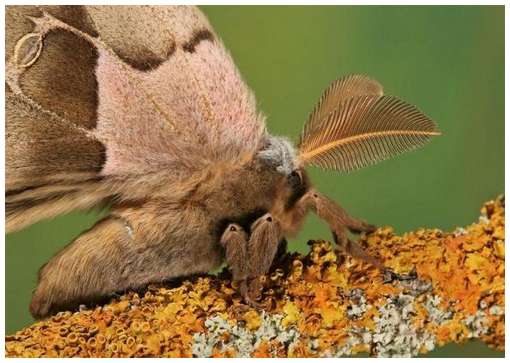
6,196,505,357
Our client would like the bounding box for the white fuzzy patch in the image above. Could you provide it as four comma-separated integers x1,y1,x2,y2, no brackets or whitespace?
257,135,298,175
192,312,300,357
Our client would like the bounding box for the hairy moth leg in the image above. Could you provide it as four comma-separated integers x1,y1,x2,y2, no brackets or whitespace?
311,192,376,234
220,223,249,300
300,190,384,270
246,213,282,303
273,238,288,266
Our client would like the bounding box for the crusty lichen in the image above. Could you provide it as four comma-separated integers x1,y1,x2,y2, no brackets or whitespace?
5,196,505,357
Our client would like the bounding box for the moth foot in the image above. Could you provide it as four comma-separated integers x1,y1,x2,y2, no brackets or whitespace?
243,296,264,310
382,268,397,283
238,288,264,310
361,223,377,234
349,221,377,234
239,277,267,310
333,238,385,271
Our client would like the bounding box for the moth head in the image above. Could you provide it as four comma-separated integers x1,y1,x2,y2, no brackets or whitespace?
256,135,309,206
257,135,299,176
297,74,441,173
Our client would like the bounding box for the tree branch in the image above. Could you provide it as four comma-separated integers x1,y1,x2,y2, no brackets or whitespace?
6,196,505,357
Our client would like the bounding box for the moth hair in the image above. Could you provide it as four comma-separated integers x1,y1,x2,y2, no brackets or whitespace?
257,135,298,175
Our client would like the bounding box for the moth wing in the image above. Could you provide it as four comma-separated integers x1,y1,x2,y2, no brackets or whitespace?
84,5,266,176
6,6,265,230
6,6,111,231
6,6,104,182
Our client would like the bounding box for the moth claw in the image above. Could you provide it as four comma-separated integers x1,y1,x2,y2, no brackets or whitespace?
363,223,377,234
382,268,398,283
244,296,264,310
398,267,418,281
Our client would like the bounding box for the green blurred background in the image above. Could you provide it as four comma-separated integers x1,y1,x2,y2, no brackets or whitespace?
5,5,504,357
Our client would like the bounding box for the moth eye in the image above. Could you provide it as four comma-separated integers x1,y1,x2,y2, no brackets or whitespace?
288,170,302,188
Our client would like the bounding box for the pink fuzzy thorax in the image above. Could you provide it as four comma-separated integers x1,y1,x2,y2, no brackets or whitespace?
95,32,265,177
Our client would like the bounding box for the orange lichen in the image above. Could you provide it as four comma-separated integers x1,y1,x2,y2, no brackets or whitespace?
5,196,505,357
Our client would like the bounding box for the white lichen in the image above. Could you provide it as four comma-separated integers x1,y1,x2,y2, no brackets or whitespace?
464,311,489,338
370,293,436,357
192,312,300,357
489,305,504,316
346,289,370,320
324,292,440,357
192,292,493,358
424,295,453,325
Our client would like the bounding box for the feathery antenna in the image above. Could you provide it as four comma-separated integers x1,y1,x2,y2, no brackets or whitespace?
298,75,440,172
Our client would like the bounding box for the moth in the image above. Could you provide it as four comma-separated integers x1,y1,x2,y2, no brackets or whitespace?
6,5,440,318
